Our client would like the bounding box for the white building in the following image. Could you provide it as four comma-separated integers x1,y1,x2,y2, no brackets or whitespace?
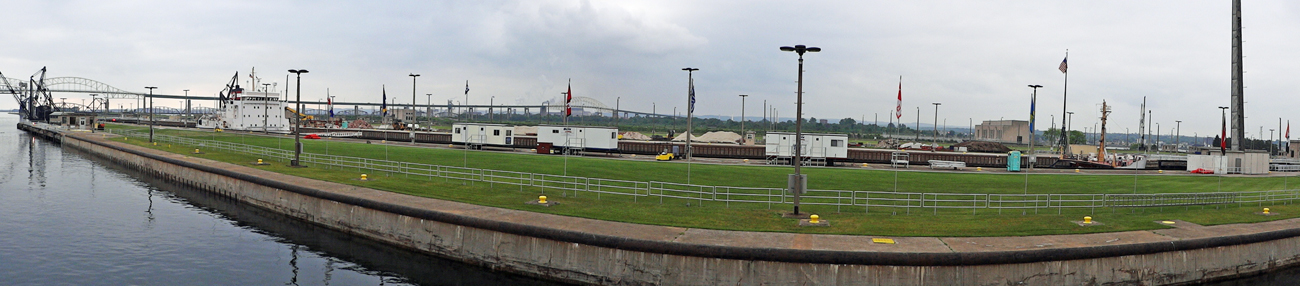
765,132,849,165
1186,150,1270,175
452,123,515,147
538,125,619,152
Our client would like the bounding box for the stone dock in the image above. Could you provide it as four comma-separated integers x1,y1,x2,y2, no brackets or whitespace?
19,122,1300,285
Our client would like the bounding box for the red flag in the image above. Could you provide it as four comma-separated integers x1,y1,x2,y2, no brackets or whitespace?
1287,121,1290,139
895,76,902,119
565,79,572,117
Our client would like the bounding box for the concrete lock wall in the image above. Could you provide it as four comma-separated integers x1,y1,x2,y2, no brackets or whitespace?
49,130,1300,285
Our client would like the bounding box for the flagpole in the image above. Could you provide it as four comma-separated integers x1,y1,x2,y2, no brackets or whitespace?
1059,50,1070,159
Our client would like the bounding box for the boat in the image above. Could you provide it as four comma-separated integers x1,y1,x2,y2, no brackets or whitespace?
196,69,291,133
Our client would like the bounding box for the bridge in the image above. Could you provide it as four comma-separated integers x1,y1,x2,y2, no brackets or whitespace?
3,75,671,118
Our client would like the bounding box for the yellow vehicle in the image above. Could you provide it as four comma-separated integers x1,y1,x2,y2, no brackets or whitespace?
655,151,675,161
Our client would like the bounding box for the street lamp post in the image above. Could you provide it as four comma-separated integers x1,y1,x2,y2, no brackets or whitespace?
262,83,271,133
932,103,941,151
1066,111,1075,156
289,69,309,167
779,44,820,216
739,94,748,143
1176,120,1182,153
409,73,419,143
183,89,190,121
145,86,157,143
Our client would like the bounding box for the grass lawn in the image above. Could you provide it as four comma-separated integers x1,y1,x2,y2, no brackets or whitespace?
105,124,1300,237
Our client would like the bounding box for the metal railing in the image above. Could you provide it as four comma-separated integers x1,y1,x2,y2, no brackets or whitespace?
105,128,1300,214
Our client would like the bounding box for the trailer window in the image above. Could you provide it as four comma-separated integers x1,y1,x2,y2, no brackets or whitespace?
611,132,616,139
493,130,500,136
552,130,559,134
506,130,512,136
454,128,460,134
831,140,842,147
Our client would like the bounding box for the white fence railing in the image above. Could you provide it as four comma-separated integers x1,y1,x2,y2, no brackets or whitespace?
106,128,1300,214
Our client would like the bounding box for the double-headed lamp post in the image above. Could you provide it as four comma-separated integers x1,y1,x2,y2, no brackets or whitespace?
739,94,748,142
779,44,820,216
145,86,157,143
289,69,309,167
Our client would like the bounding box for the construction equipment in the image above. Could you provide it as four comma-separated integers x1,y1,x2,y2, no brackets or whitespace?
284,106,313,121
2,67,56,122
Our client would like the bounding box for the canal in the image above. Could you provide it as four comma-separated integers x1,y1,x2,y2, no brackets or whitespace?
0,114,562,285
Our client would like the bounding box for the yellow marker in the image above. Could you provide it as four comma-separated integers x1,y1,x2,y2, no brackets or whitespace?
1161,221,1176,225
1264,208,1271,214
1158,170,1164,174
361,174,368,181
1075,169,1081,173
194,149,200,153
743,159,749,163
976,167,983,171
809,214,820,224
872,238,896,244
1083,216,1092,224
152,142,157,146
539,195,548,204
257,159,263,164
862,163,869,167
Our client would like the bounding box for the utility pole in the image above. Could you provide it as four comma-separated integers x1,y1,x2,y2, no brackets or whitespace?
145,86,157,143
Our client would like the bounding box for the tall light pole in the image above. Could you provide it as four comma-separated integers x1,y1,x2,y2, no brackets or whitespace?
262,83,271,133
145,86,157,143
739,94,748,142
1175,120,1182,153
183,89,190,121
289,69,309,167
426,93,432,122
779,44,820,216
932,102,941,151
1066,111,1075,155
682,67,699,184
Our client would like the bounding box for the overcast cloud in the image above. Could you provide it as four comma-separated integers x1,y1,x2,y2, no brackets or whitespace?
2,0,1297,137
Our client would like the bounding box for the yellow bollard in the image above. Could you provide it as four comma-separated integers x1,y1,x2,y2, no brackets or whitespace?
361,174,368,181
1264,208,1271,214
1084,216,1092,224
862,163,869,167
152,142,157,146
539,195,548,204
1075,169,1081,173
194,148,200,153
810,214,820,224
743,159,749,163
1158,170,1164,174
976,167,982,171
257,159,263,164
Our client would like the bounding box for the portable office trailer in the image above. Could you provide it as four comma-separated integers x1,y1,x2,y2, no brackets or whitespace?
537,125,619,152
452,123,515,147
765,132,849,161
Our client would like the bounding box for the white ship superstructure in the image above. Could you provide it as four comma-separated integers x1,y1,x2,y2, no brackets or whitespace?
196,70,291,132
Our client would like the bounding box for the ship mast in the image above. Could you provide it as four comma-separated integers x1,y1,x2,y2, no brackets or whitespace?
1098,101,1112,164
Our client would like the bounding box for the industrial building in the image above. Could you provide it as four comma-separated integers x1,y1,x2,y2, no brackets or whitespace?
974,120,1030,144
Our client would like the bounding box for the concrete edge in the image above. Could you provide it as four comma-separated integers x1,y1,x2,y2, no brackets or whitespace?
61,127,1300,266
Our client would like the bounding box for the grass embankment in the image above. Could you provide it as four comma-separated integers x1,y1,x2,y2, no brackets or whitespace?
106,124,1300,237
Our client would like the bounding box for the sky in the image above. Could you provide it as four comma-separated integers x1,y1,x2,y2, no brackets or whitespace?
2,0,1298,139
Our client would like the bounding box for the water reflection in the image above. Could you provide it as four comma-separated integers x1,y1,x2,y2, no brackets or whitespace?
0,115,565,286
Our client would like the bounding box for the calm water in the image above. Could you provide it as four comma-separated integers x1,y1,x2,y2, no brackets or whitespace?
0,114,563,285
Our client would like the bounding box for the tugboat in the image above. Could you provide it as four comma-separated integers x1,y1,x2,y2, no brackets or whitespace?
196,69,291,133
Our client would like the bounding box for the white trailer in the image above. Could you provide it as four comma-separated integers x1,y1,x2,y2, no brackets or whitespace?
765,132,849,165
452,123,515,148
538,125,619,152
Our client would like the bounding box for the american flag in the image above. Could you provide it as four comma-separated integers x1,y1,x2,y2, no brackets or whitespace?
1058,57,1068,73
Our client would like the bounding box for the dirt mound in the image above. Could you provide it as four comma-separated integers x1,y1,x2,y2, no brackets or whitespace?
953,141,1011,153
620,131,651,140
348,119,372,129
